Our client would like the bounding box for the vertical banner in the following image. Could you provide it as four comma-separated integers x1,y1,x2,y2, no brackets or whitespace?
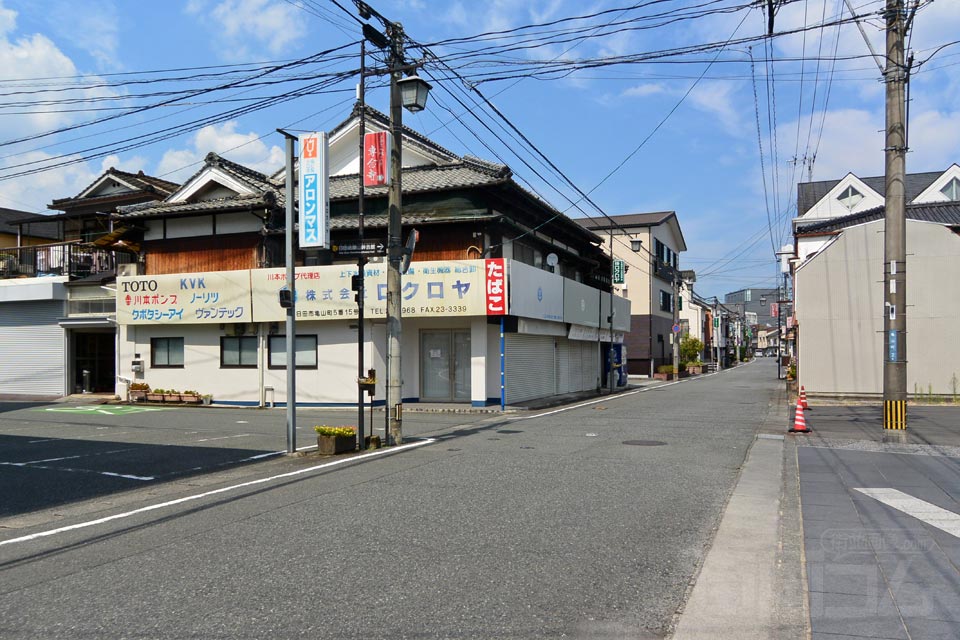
363,131,391,187
484,258,507,315
298,131,330,249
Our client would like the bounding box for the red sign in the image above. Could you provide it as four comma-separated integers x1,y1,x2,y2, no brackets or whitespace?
484,258,506,315
770,302,779,318
363,131,390,187
302,135,318,159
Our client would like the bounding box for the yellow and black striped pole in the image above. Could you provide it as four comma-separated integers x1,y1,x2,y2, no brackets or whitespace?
884,400,906,430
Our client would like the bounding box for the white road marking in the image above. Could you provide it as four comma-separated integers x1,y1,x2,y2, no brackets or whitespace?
195,434,252,443
0,462,154,482
0,438,435,547
855,488,960,538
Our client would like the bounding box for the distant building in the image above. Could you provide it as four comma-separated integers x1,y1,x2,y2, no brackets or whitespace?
723,288,778,327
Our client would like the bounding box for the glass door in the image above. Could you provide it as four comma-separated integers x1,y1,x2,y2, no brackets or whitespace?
420,330,471,402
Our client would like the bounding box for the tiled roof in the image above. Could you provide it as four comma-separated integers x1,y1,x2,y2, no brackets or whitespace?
797,171,943,215
576,211,676,230
117,194,275,219
52,168,179,206
795,200,960,234
329,158,510,200
0,208,58,239
330,210,498,230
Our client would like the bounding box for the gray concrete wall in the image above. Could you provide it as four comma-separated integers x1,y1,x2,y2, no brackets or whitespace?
795,219,960,396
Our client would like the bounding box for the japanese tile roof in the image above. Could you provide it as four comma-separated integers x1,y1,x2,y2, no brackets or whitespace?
795,200,960,234
328,157,511,200
50,167,179,208
330,210,498,230
117,194,276,219
796,171,943,215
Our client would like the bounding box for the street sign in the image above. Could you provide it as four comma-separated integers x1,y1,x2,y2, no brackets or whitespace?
298,131,330,249
888,329,898,362
363,131,390,187
770,302,779,317
672,323,681,334
713,317,719,328
612,259,625,284
333,239,386,257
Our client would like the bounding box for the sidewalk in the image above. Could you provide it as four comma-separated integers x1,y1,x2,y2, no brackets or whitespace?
796,404,960,640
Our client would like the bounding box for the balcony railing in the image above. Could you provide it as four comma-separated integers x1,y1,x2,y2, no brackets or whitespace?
0,241,133,280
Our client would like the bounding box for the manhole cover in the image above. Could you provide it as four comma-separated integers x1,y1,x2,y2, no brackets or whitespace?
622,440,667,446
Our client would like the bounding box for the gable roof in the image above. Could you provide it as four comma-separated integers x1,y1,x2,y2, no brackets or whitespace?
575,211,686,251
795,200,960,235
797,170,943,216
50,167,179,210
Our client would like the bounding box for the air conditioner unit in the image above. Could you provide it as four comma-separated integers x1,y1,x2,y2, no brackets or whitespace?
117,263,142,277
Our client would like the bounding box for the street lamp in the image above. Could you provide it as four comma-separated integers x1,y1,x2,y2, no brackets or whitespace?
397,75,432,112
357,8,431,446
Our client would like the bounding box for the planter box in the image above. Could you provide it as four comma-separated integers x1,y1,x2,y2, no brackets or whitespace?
653,372,675,381
686,365,703,375
146,393,164,403
163,394,182,403
318,434,355,455
129,391,147,402
181,394,202,404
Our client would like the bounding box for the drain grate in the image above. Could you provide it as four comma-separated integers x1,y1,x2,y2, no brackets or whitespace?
622,440,667,446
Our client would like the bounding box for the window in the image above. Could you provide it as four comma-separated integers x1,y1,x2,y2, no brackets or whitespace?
940,177,960,201
151,337,184,368
659,290,673,313
221,336,258,368
268,335,318,369
837,185,863,210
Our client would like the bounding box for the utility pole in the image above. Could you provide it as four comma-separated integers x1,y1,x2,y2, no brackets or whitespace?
608,227,616,392
277,130,297,455
385,22,405,446
883,0,908,431
672,271,680,377
356,41,367,451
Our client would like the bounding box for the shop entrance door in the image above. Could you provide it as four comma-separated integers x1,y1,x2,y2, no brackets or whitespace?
73,331,115,392
420,330,471,402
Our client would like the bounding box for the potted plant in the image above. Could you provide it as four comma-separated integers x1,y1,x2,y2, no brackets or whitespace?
686,360,704,375
129,382,150,402
147,387,166,403
163,388,182,403
181,390,202,404
201,394,213,406
654,365,676,381
314,425,357,455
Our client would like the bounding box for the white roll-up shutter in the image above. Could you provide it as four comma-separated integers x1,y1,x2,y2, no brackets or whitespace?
580,340,599,391
0,301,66,395
556,338,576,394
504,334,556,404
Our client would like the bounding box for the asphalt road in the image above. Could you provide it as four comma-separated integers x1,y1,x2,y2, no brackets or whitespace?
0,360,780,639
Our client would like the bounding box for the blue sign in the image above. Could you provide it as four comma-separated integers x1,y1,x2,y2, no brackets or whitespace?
297,132,329,249
888,329,897,362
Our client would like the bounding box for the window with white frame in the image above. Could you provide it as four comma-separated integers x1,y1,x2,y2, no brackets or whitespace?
940,177,960,201
268,335,318,369
837,185,863,210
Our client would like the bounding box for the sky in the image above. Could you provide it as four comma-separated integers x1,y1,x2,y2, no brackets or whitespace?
0,0,958,300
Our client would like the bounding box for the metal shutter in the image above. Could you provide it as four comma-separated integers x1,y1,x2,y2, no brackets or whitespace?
556,337,577,394
580,340,599,392
504,334,556,404
0,300,66,395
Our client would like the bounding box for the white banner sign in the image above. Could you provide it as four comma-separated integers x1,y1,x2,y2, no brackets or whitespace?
298,132,330,249
116,270,252,324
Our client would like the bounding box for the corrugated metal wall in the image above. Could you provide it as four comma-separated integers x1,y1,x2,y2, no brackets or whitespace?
0,300,66,395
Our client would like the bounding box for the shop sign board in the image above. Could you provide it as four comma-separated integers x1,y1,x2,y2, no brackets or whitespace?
298,131,330,249
507,260,562,321
362,131,390,187
116,270,253,325
251,258,508,322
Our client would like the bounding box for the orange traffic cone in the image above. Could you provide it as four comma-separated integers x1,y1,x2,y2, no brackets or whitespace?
789,398,811,433
799,386,811,410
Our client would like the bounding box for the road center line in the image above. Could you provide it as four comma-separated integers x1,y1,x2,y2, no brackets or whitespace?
855,488,960,538
0,438,435,548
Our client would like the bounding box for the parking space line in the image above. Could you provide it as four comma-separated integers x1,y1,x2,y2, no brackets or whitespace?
0,438,435,547
855,488,960,538
0,461,154,482
195,434,253,443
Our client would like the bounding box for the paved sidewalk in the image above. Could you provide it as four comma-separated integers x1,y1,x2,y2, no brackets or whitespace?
796,404,960,640
672,380,807,639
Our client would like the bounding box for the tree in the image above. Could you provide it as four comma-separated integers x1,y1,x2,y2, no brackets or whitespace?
680,335,704,364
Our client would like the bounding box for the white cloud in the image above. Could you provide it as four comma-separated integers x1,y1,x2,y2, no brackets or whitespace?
36,0,120,71
189,0,307,60
622,83,666,98
0,151,99,213
156,121,284,183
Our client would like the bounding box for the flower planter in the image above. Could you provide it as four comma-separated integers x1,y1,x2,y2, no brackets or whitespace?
318,434,355,455
181,394,202,404
163,394,182,403
686,365,703,375
146,393,164,403
129,391,147,403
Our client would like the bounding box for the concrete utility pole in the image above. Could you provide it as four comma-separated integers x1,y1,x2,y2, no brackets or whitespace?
672,272,680,376
280,131,297,454
385,23,405,445
883,0,908,431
